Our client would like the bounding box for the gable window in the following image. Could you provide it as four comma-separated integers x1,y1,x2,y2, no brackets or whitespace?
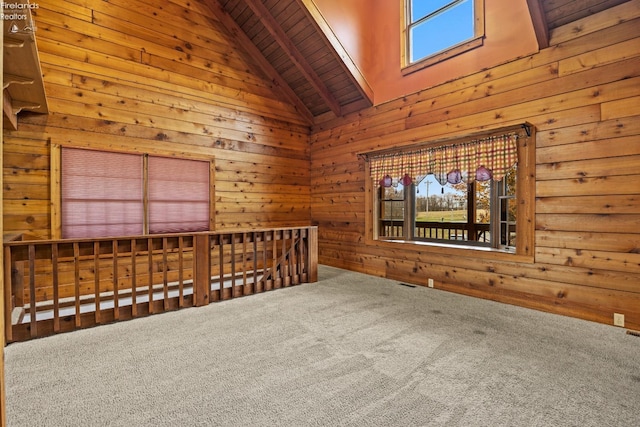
60,147,213,239
402,0,485,74
366,125,534,257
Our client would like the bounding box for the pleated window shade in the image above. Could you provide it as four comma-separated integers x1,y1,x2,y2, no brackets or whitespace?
148,156,210,234
62,148,144,239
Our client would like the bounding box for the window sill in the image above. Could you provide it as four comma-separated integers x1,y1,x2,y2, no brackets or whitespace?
402,36,484,76
370,237,534,264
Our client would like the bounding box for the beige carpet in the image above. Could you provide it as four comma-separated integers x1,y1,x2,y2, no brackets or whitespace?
5,265,640,426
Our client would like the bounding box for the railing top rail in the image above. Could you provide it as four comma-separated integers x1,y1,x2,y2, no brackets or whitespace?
382,220,490,227
4,226,318,247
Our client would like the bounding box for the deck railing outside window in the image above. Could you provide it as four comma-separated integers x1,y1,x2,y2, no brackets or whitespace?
380,220,490,242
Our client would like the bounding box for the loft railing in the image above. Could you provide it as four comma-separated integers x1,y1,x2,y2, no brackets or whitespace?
4,226,318,343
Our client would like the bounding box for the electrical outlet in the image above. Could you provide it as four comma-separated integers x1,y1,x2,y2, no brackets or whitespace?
428,278,434,288
613,313,625,327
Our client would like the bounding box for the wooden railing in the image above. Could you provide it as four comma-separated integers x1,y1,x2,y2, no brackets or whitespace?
381,220,490,242
3,227,318,343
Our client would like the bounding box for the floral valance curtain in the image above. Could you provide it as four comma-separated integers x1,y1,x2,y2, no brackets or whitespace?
369,133,518,187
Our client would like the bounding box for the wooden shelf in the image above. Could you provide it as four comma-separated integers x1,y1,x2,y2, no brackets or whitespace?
2,1,48,130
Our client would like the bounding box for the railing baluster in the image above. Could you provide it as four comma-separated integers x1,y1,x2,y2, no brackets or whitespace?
28,244,37,338
219,235,225,300
163,237,169,311
302,227,309,280
262,231,268,291
272,230,279,288
230,233,236,298
94,241,101,324
4,246,13,342
74,242,81,328
52,243,60,333
148,238,154,314
294,229,302,284
131,239,137,317
113,240,119,321
284,230,291,286
289,229,296,285
292,229,298,284
252,232,258,294
178,236,184,308
242,232,248,295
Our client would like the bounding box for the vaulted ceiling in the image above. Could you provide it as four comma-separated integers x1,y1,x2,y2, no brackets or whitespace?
4,0,632,129
208,0,631,123
209,0,374,124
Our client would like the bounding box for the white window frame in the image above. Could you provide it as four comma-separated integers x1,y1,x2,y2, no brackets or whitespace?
401,0,485,75
377,170,517,252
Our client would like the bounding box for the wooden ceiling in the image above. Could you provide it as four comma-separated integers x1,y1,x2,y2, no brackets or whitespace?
209,0,374,123
542,0,630,29
528,0,630,48
210,0,632,123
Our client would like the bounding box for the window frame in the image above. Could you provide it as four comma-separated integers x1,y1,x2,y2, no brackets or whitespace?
51,145,215,239
401,0,485,75
380,174,515,250
364,124,535,263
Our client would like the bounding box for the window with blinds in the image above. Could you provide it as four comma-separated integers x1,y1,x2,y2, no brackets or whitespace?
148,156,210,234
61,148,211,239
62,148,144,239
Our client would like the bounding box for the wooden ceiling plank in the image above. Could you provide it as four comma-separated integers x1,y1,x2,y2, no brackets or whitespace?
295,0,373,105
527,0,550,49
242,0,343,117
208,0,315,125
544,0,629,29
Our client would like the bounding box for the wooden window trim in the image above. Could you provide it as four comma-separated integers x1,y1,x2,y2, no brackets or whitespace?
50,145,215,239
401,0,485,75
50,143,62,240
364,124,535,263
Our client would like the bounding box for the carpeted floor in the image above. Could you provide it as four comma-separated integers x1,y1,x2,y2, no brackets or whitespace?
5,265,640,426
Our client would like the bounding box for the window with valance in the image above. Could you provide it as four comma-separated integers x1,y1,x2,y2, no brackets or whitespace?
363,125,535,257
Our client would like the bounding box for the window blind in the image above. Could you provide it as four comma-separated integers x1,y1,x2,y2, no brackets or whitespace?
147,156,210,234
62,148,144,238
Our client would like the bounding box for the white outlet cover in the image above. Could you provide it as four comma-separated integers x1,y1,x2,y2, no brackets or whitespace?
613,313,625,327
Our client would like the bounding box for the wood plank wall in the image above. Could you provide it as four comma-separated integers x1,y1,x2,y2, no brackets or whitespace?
3,0,311,240
1,19,6,427
310,4,640,330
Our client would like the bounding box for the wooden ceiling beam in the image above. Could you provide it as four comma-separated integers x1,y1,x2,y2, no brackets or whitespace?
527,0,550,49
208,0,315,125
242,0,343,117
